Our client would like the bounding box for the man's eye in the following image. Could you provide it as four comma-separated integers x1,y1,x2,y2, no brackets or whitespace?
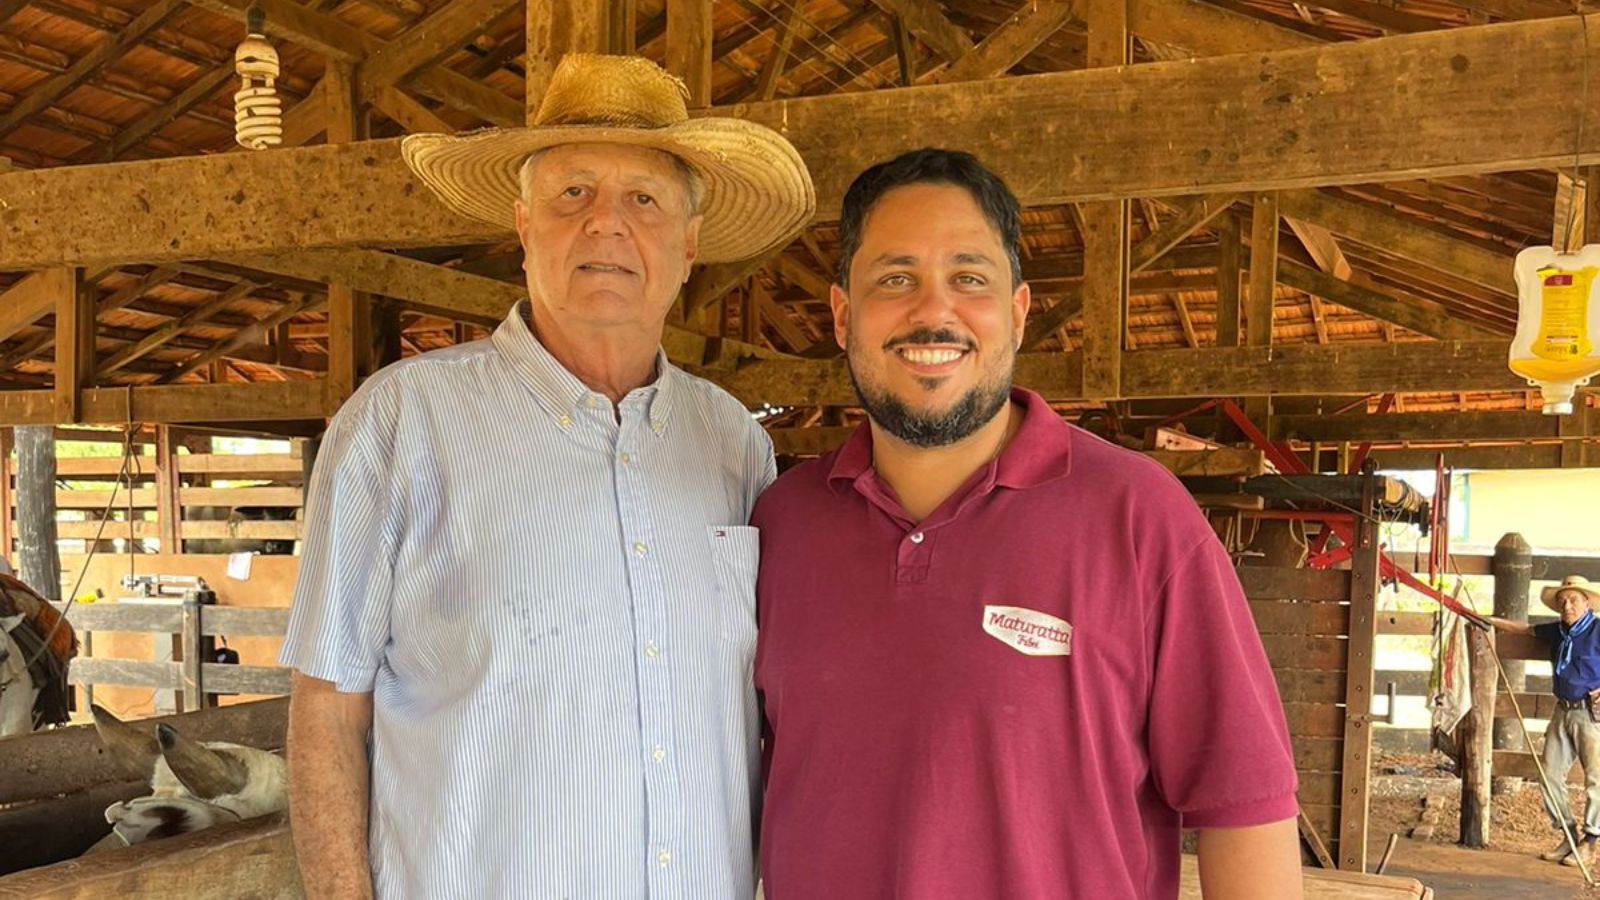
562,186,585,198
955,274,987,287
880,274,912,288
635,193,657,207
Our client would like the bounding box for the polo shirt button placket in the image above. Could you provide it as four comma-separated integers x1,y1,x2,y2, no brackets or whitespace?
896,528,934,584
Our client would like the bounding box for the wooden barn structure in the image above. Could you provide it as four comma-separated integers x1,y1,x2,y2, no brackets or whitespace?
1,0,1598,894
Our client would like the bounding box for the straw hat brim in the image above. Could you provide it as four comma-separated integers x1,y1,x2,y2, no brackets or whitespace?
401,119,816,264
1541,582,1600,612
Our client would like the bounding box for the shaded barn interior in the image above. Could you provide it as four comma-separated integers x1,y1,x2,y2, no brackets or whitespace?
1,0,1599,894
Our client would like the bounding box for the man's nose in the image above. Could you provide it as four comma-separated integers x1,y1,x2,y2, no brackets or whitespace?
905,278,960,328
584,189,629,236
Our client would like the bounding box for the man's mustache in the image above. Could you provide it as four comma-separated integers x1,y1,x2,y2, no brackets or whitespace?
883,328,976,351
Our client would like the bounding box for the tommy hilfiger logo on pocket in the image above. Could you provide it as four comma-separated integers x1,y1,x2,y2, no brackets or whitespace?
983,605,1072,656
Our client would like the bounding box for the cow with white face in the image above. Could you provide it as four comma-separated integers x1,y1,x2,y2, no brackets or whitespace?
89,705,287,849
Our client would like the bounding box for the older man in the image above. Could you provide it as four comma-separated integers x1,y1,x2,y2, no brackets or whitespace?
751,149,1301,899
1490,575,1600,869
279,55,813,899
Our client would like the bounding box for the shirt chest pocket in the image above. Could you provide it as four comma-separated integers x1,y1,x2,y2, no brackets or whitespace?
708,525,759,650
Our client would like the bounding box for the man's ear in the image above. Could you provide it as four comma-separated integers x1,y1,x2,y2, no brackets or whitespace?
1011,281,1032,349
682,214,704,282
830,283,850,350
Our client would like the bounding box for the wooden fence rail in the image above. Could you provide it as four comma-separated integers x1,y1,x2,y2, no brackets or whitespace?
55,598,292,709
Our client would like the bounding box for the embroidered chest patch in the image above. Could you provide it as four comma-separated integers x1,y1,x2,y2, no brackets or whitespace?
982,605,1073,657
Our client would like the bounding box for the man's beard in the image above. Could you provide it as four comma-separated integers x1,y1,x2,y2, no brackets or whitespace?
847,328,1014,448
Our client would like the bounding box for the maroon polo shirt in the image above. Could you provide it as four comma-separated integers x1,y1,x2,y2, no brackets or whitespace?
751,389,1298,900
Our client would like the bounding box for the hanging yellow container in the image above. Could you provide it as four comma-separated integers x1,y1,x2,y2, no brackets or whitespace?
1510,245,1600,415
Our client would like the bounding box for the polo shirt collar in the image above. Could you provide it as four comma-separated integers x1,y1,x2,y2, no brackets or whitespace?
827,387,1074,495
491,300,677,435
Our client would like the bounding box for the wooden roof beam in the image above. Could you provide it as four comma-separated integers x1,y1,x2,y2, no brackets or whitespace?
868,0,974,63
0,1,186,141
1277,189,1514,294
709,340,1535,405
929,0,1079,84
1275,257,1491,340
356,0,521,105
8,18,1600,269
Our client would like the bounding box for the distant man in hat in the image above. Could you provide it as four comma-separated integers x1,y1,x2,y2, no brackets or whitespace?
279,55,813,898
750,149,1302,899
1489,575,1600,868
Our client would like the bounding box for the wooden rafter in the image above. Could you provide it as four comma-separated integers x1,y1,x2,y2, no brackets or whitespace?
98,283,257,378
0,1,186,141
869,0,975,63
929,0,1078,83
356,0,521,105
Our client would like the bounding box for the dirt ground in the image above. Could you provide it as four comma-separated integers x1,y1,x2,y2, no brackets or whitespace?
1368,749,1600,898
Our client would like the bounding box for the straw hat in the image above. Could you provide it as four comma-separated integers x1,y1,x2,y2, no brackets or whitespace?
1541,575,1600,613
400,54,815,264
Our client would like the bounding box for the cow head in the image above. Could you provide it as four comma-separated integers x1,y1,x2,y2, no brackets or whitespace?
90,705,287,848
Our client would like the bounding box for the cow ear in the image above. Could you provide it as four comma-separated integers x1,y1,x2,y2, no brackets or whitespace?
91,705,161,782
157,725,248,799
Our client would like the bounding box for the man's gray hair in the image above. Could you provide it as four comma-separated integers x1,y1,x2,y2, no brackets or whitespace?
517,146,705,216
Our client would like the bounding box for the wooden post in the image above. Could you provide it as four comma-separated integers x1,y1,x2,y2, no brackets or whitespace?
50,269,91,424
1216,214,1242,348
180,592,217,711
527,0,612,116
1492,533,1532,754
1337,471,1381,871
666,0,713,108
1245,193,1279,429
1460,624,1497,848
1080,0,1129,401
325,284,358,415
13,426,60,601
155,426,182,555
0,427,13,568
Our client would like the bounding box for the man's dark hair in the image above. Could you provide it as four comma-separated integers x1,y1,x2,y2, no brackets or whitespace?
835,148,1024,290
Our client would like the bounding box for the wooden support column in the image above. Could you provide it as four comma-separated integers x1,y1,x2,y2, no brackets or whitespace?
1562,405,1593,468
325,285,358,415
13,426,60,601
666,0,714,108
0,428,12,567
324,61,371,409
155,426,182,555
1460,624,1497,848
1216,214,1242,348
1081,0,1129,400
1245,193,1279,427
1491,533,1531,754
527,0,612,116
49,270,91,425
1337,473,1380,871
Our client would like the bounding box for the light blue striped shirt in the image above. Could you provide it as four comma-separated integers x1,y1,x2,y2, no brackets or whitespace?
281,301,774,899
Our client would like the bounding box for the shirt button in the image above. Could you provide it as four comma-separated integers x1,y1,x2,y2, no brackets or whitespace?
652,745,666,763
556,414,572,429
633,541,648,556
584,396,599,408
620,452,632,465
657,849,671,867
644,643,660,658
910,532,925,544
651,420,664,434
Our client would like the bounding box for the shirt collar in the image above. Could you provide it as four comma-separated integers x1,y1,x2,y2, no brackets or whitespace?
827,387,1074,494
491,300,677,436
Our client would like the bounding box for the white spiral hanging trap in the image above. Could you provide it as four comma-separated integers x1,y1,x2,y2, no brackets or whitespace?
233,6,282,150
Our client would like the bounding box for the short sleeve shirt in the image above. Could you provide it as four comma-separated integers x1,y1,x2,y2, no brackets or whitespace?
751,389,1298,900
281,302,775,899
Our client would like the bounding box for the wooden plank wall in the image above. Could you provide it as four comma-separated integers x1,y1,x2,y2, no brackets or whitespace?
2,430,306,562
1239,564,1356,866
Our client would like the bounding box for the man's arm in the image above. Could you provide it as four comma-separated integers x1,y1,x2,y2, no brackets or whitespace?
1486,616,1534,636
288,672,376,900
1196,818,1302,900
